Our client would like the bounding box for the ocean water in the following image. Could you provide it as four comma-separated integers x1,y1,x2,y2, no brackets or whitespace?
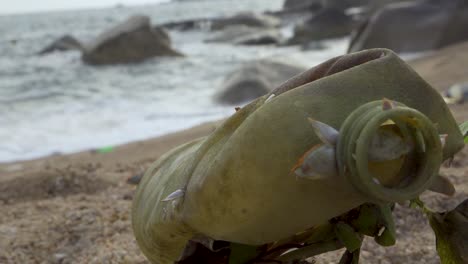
0,0,349,162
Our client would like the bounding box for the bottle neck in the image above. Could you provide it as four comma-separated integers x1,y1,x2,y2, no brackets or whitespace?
336,100,442,202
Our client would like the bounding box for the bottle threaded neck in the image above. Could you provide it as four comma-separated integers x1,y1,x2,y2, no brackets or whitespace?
337,100,442,202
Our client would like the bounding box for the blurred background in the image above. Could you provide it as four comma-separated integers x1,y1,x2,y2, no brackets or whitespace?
4,0,466,162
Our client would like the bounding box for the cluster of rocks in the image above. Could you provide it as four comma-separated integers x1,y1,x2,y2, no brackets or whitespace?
348,0,468,53
38,35,83,55
38,0,468,103
205,25,283,46
280,0,468,53
214,0,468,104
204,12,284,45
39,15,183,65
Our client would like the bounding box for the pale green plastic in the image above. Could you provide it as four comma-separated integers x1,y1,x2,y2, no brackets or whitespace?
132,49,464,263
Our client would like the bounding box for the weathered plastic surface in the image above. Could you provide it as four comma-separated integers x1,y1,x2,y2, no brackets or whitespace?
132,49,464,263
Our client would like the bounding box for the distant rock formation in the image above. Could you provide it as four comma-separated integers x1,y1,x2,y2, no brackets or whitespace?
348,0,468,53
215,60,306,105
210,12,280,31
152,26,172,46
283,0,374,12
283,0,322,11
234,30,283,45
205,26,283,45
321,0,372,9
161,12,280,32
287,8,353,44
82,15,183,65
38,35,83,55
278,0,412,18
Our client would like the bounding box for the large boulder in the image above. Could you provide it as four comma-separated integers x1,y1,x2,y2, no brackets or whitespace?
283,0,322,11
161,12,280,32
363,0,415,14
288,8,353,44
348,0,468,53
282,0,375,11
215,60,306,105
282,0,412,13
38,35,83,55
205,26,283,45
322,0,377,9
210,12,280,31
160,18,211,31
82,15,182,65
152,26,172,46
234,30,283,45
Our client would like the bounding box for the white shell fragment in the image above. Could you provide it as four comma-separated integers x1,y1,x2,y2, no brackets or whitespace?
368,126,412,161
308,118,339,146
377,226,385,236
443,82,468,104
162,189,185,202
265,93,276,103
295,145,339,180
439,134,448,148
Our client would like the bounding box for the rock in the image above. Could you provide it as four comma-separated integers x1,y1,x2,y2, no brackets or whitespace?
152,26,171,46
127,173,143,185
288,8,353,44
234,30,283,45
205,26,283,45
210,12,280,31
348,0,468,53
38,35,83,55
215,60,306,105
269,0,321,17
161,12,280,32
443,83,468,104
322,0,372,9
160,18,211,31
301,41,327,51
325,0,414,10
82,15,183,65
206,26,259,42
280,0,413,17
283,0,322,11
363,0,415,13
282,0,377,11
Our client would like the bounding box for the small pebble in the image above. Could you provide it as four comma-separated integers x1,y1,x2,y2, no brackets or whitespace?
127,173,143,185
443,82,468,104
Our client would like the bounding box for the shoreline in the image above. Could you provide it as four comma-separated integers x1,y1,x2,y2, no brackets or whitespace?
0,120,221,180
2,41,468,170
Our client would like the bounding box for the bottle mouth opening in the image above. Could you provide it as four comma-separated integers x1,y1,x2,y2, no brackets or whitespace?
337,100,442,202
367,120,410,188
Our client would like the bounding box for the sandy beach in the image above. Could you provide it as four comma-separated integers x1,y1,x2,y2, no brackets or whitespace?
1,42,467,263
